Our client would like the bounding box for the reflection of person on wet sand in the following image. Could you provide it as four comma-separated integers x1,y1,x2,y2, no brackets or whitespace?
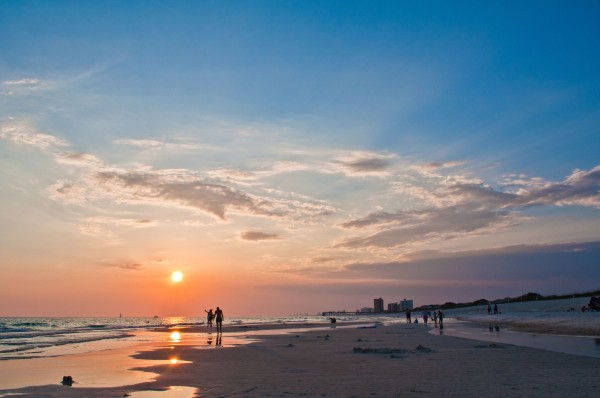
215,307,224,332
205,309,214,327
216,333,222,347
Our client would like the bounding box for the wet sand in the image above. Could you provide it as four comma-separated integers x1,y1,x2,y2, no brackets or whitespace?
1,322,599,397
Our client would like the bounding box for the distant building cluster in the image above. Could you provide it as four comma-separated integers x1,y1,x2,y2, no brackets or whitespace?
321,297,414,316
374,297,413,313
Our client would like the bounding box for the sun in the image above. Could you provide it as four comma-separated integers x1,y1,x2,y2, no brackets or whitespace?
171,271,184,283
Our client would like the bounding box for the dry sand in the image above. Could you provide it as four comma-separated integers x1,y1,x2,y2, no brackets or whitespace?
1,322,599,397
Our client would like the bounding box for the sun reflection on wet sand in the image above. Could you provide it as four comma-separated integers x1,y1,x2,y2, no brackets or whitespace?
0,329,258,390
169,331,182,342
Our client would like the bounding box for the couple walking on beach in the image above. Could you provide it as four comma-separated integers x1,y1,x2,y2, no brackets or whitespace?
205,307,224,332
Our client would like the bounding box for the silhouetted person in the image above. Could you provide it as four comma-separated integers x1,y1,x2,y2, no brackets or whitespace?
406,309,412,323
205,309,214,327
215,306,224,332
437,310,444,329
493,304,498,314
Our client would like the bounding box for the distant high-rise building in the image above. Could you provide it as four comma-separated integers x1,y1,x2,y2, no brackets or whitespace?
400,299,413,311
374,298,384,313
388,302,399,312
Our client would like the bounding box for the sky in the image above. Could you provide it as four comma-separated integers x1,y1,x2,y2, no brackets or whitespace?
1,1,599,317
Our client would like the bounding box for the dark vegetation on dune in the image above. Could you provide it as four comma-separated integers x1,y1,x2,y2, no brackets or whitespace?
416,289,600,311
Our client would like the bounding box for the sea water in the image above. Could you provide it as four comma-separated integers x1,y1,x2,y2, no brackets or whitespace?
0,314,386,360
0,317,167,360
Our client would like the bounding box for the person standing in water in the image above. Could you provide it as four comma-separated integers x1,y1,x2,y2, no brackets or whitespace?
215,307,224,332
205,309,214,327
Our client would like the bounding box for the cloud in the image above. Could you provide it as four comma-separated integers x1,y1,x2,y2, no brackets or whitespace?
206,168,258,183
83,216,157,228
1,78,49,96
48,166,335,222
0,123,335,222
271,242,600,295
339,241,600,283
334,151,394,177
519,165,600,208
91,170,277,220
343,158,389,173
240,230,282,241
118,263,143,270
3,122,599,252
337,166,600,250
242,150,395,180
311,256,337,263
3,78,41,86
55,152,105,168
114,138,218,151
416,161,466,171
0,124,68,151
500,174,548,188
97,260,144,270
336,205,523,250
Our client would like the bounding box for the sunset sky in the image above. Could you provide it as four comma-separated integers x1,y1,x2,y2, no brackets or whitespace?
1,1,599,317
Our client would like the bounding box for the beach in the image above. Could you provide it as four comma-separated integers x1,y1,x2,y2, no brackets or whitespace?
1,318,599,398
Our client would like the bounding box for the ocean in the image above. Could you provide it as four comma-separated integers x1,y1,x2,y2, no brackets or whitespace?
0,314,391,361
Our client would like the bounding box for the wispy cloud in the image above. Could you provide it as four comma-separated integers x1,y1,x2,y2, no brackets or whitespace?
311,256,337,263
415,160,466,171
1,78,49,96
96,261,143,270
0,124,68,151
240,230,282,241
2,123,336,223
117,263,144,270
114,138,219,151
336,166,600,250
83,216,157,228
336,205,523,250
333,151,395,177
3,78,41,86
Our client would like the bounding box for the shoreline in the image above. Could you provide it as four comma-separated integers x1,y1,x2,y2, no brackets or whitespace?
2,320,600,397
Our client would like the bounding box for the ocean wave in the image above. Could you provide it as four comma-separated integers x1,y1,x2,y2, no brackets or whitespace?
10,322,55,328
0,326,33,333
0,330,134,360
0,329,70,340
